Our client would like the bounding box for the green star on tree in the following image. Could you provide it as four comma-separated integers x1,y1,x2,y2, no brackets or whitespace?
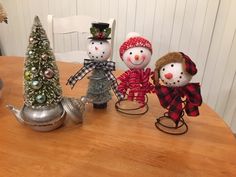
24,16,62,108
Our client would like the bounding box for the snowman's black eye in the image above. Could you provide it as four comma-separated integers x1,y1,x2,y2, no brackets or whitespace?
130,52,132,55
162,68,165,71
92,56,94,58
92,42,94,44
101,56,103,58
177,80,180,82
89,52,91,54
140,50,143,53
103,52,105,54
181,72,183,74
171,64,174,67
100,42,103,45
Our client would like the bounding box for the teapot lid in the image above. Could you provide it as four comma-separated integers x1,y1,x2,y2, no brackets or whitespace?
61,97,87,124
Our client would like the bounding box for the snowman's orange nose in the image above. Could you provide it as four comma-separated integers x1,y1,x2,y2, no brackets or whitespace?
164,73,173,79
95,46,98,50
134,55,139,60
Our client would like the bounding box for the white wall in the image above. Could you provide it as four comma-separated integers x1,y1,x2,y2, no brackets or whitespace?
202,0,236,133
0,0,236,133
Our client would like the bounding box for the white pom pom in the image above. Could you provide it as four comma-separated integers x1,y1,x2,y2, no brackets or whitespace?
126,32,141,40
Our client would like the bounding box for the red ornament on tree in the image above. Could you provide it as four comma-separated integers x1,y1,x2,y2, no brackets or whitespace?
44,68,54,79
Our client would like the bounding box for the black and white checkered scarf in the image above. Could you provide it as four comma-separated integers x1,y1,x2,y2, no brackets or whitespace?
67,59,124,100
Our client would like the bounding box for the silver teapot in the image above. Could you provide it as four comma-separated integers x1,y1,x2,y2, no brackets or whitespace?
6,97,89,132
6,103,66,131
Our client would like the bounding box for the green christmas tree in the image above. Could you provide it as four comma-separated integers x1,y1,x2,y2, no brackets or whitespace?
24,16,62,108
87,69,112,106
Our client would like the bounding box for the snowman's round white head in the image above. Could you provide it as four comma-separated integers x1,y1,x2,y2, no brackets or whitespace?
87,39,111,61
154,52,197,87
87,22,112,61
120,32,152,69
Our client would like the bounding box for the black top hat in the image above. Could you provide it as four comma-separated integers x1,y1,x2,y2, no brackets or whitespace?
89,22,111,40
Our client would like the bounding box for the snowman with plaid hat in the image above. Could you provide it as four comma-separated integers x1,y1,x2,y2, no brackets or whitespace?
154,52,202,126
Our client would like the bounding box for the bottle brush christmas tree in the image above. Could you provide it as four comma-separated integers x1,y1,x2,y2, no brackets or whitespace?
24,16,62,108
7,16,65,132
87,69,112,107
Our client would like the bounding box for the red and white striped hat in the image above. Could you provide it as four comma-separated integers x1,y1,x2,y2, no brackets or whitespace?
119,32,152,59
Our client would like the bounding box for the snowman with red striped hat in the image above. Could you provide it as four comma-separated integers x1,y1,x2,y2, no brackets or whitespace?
120,32,152,70
116,32,155,115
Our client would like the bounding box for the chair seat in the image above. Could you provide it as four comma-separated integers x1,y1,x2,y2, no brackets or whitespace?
55,50,89,63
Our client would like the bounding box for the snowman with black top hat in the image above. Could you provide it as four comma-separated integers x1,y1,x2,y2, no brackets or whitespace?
67,22,123,109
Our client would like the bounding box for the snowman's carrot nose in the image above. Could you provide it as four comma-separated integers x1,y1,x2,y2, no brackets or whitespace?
95,46,98,50
164,73,173,79
134,55,139,60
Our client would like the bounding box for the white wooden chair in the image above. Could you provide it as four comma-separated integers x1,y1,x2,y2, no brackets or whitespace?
47,15,116,63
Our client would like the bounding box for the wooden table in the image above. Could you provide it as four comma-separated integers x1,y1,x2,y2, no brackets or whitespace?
0,56,236,177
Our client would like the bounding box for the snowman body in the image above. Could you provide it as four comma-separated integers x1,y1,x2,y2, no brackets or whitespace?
118,34,154,105
86,39,112,108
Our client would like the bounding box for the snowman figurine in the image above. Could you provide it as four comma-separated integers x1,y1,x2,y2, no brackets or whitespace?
154,52,202,134
67,22,123,109
116,32,155,114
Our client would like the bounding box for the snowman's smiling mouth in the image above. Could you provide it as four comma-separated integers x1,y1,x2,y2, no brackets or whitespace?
130,59,144,66
162,74,183,86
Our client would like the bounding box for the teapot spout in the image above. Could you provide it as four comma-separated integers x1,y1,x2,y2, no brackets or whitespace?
6,104,25,124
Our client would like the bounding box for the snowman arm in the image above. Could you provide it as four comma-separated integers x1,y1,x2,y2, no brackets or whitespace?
117,70,131,94
117,70,131,82
104,71,124,100
142,69,156,93
66,65,94,89
118,81,128,95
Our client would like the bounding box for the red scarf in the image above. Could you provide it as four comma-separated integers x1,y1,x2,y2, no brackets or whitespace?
155,83,202,123
118,68,155,105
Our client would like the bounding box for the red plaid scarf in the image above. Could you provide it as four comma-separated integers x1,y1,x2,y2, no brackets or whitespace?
118,68,155,105
155,83,202,123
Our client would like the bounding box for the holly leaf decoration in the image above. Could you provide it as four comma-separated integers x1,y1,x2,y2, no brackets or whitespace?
90,27,99,37
104,28,111,38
